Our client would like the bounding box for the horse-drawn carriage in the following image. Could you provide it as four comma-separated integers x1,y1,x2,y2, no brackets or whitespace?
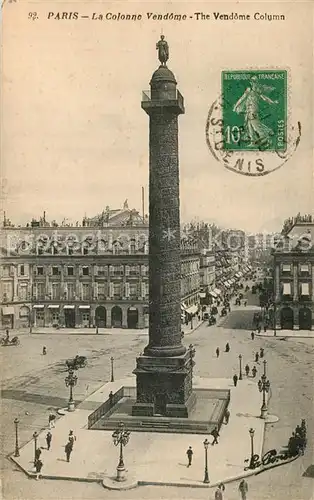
66,355,87,370
1,336,20,346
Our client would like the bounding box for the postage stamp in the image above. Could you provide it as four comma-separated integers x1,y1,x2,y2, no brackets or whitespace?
222,70,287,152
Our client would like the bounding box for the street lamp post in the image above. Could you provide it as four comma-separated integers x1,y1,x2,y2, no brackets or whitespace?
33,431,38,465
273,301,277,337
112,422,130,482
249,428,255,469
258,360,271,419
110,356,114,382
65,368,78,412
239,354,243,380
203,438,210,483
14,418,20,457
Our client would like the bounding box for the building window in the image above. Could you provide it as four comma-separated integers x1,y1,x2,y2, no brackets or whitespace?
67,283,75,300
301,283,310,296
130,241,136,253
82,284,90,300
36,283,45,300
51,311,59,323
18,284,28,300
98,266,107,276
129,283,138,297
37,267,44,275
2,282,12,301
20,265,25,276
67,267,74,276
129,265,139,276
2,266,10,277
52,267,59,276
68,247,74,256
52,283,61,300
282,264,291,273
113,266,123,276
83,246,89,255
98,283,106,300
282,283,291,296
300,264,310,273
82,267,89,276
113,283,121,297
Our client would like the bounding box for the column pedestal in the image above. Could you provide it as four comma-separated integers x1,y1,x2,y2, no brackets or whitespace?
132,350,195,418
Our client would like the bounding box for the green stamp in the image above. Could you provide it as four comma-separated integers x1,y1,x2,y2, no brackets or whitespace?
222,70,287,151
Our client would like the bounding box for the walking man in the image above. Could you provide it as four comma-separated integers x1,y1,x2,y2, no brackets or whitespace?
252,366,257,378
238,479,248,500
224,409,230,424
68,430,76,448
65,441,72,463
233,374,238,387
46,431,52,451
42,346,47,355
255,352,259,363
214,483,225,500
35,458,43,480
211,427,220,445
35,447,41,462
48,413,56,429
245,364,250,377
251,331,255,340
260,348,264,358
216,347,220,358
225,343,230,353
186,446,193,467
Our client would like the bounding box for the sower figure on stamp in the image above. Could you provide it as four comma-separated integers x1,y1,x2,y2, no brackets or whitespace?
156,35,169,66
233,76,278,148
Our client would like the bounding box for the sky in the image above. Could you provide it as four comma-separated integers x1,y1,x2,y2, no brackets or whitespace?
2,1,313,232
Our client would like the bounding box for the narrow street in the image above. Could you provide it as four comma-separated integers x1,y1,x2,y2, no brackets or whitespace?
1,285,313,500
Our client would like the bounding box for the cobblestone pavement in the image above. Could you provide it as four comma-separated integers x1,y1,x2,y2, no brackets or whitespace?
1,283,313,500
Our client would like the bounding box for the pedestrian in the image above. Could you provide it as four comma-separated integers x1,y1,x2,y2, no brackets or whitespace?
186,446,193,467
244,300,247,307
48,413,56,429
216,347,220,358
198,314,201,322
214,483,225,500
260,348,264,358
225,343,230,353
245,364,250,377
35,447,41,462
258,326,261,334
68,430,76,448
224,408,230,424
211,427,220,445
238,479,248,500
252,366,257,378
233,374,238,387
34,458,43,480
5,329,10,342
65,441,72,462
255,352,259,363
251,331,255,340
42,346,47,355
46,431,52,450
109,390,114,407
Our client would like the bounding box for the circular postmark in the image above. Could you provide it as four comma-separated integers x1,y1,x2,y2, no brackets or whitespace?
205,95,301,177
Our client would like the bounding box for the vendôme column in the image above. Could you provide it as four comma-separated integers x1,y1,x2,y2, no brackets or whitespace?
132,37,196,418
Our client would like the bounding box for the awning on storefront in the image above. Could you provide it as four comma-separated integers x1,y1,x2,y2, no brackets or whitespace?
199,292,206,299
186,305,198,315
64,305,75,309
214,288,222,295
181,303,188,311
33,305,44,309
48,305,60,309
2,306,14,315
79,305,90,309
209,291,217,298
